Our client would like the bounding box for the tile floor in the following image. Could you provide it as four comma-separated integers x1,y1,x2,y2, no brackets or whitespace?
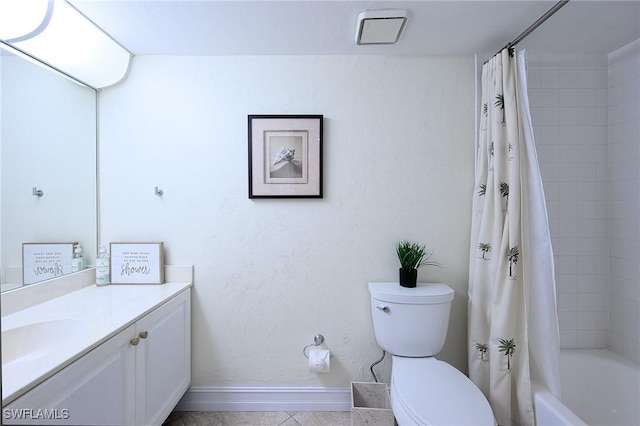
163,411,352,426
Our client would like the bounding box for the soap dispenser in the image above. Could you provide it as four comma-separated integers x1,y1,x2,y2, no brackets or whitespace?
96,245,110,285
71,244,85,272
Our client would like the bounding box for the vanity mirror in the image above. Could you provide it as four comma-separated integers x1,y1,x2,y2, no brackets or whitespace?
0,48,97,292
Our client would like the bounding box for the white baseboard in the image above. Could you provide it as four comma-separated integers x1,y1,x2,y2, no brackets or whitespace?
175,386,352,412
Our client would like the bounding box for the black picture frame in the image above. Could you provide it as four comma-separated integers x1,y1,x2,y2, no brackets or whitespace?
248,114,323,199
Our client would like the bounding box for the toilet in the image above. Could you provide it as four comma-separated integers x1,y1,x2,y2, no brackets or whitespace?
368,282,495,425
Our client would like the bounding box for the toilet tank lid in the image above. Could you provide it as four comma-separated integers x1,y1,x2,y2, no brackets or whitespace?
368,282,454,304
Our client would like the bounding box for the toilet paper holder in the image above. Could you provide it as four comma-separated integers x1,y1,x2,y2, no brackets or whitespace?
302,334,325,358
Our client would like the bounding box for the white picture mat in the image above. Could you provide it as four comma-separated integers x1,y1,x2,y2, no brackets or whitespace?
264,131,309,184
249,116,322,197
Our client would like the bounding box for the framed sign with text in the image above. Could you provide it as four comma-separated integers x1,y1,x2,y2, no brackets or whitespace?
22,242,76,285
110,242,165,284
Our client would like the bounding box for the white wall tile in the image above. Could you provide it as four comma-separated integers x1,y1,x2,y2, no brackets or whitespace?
606,39,640,363
538,107,561,125
558,125,579,144
558,293,577,311
578,89,598,107
540,70,560,88
578,107,599,125
593,330,608,348
538,88,560,106
529,52,612,351
560,330,577,348
559,88,578,107
559,311,578,330
557,274,578,293
558,69,579,88
558,107,578,125
623,56,640,80
577,293,596,311
622,118,639,141
622,341,640,364
609,64,624,87
609,84,622,106
532,45,639,360
576,330,596,348
528,70,541,89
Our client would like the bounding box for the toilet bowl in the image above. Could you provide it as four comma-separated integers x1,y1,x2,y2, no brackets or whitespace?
368,282,495,426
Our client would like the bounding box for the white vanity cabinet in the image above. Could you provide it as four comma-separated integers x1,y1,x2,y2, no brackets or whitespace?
134,288,191,425
5,324,137,425
5,288,191,425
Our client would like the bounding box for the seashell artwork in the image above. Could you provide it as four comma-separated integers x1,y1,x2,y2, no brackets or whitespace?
272,147,296,166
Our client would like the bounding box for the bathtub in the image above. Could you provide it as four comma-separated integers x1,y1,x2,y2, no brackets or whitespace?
534,349,640,425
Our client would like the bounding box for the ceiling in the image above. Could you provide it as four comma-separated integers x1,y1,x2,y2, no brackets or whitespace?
70,0,640,57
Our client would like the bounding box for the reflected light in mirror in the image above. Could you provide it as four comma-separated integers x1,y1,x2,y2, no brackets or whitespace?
0,0,131,89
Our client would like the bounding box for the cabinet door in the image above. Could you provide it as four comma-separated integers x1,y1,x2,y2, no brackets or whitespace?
4,325,137,425
135,289,191,426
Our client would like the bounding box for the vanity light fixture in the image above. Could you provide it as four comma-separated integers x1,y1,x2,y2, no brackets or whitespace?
355,9,408,45
0,0,51,41
0,0,132,89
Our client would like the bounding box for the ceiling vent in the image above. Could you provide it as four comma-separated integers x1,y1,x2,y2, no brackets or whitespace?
355,10,408,45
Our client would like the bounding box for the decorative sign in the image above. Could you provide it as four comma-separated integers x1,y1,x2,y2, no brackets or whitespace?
22,243,76,285
110,242,165,284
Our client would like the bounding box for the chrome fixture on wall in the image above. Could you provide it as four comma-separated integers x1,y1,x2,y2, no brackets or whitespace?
302,334,325,358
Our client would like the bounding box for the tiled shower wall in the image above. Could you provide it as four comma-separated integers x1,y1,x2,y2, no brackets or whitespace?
528,53,610,351
527,40,640,364
608,39,640,363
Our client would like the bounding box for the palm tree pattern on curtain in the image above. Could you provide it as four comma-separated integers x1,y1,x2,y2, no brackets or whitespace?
508,246,519,279
498,338,517,372
469,48,562,426
475,342,489,361
478,242,492,260
468,48,531,426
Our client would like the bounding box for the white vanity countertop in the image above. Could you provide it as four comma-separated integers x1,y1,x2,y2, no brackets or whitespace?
1,281,192,405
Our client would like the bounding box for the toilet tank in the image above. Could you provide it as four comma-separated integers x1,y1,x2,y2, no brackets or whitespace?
368,282,454,357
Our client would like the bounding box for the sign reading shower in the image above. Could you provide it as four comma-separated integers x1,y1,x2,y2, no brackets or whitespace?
22,242,75,284
110,242,164,284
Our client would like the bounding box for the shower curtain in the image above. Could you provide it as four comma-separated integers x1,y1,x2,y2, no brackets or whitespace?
468,48,562,426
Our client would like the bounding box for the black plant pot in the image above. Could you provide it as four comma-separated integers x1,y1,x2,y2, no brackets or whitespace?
399,268,417,288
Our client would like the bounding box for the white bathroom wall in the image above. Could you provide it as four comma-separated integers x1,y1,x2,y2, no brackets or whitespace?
527,53,610,349
98,55,475,388
608,39,640,364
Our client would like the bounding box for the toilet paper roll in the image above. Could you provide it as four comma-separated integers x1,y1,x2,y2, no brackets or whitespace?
309,349,330,373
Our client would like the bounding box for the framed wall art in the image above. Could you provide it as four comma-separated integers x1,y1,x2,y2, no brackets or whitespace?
110,242,165,284
22,242,76,284
248,114,323,198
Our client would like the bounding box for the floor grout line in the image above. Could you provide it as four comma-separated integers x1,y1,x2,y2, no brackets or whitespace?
163,411,352,426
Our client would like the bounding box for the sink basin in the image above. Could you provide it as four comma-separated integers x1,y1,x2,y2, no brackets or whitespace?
2,319,88,366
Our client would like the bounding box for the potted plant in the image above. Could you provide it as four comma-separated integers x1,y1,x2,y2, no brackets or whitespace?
395,241,439,288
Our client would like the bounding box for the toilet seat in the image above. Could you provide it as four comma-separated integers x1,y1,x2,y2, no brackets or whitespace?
391,356,495,426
